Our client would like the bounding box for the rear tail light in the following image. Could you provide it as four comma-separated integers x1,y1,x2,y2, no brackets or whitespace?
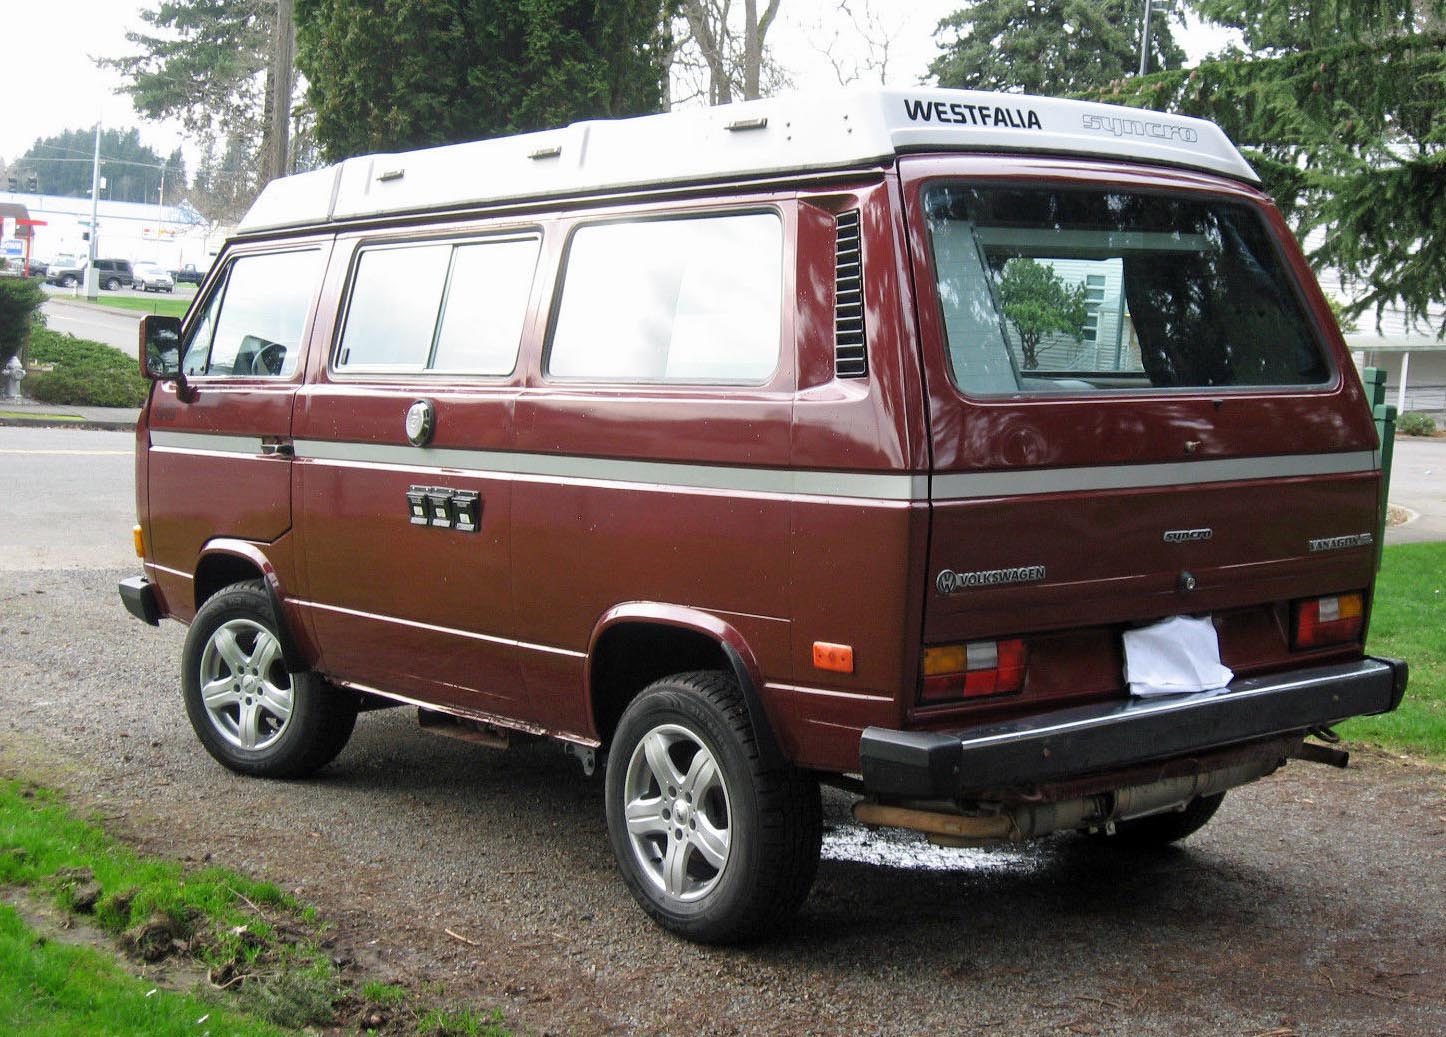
920,638,1027,704
1293,593,1364,649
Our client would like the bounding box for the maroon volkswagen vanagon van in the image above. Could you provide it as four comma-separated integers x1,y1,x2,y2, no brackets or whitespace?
121,89,1407,943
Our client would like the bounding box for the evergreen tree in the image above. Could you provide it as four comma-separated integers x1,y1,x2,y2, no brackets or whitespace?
1089,1,1445,335
929,0,1187,94
16,129,184,205
295,0,673,162
104,1,300,213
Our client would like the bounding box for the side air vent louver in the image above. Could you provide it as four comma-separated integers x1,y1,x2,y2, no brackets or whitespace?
834,210,867,378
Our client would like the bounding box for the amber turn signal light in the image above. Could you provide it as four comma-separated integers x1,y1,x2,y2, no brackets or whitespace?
812,641,855,674
1293,592,1364,649
132,525,145,558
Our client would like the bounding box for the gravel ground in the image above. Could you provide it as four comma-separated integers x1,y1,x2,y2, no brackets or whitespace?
2,567,1443,1037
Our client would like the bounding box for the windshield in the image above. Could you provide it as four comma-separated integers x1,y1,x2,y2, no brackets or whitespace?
923,184,1330,396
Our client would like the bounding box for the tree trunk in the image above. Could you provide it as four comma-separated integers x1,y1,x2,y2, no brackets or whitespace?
743,0,783,100
684,1,732,105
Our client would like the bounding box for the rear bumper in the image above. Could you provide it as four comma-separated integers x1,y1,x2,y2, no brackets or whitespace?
860,657,1408,799
118,575,160,626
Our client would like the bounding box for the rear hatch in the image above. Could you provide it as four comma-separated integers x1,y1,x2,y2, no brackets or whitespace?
900,156,1382,723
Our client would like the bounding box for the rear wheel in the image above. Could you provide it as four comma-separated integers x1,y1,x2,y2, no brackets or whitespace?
181,580,357,778
1092,792,1226,848
104,277,121,290
605,671,821,943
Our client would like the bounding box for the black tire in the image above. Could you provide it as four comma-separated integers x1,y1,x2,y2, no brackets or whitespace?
605,671,821,944
181,580,357,778
104,277,121,290
1092,792,1226,848
60,275,77,288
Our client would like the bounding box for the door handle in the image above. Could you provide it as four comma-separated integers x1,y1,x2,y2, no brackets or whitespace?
260,439,294,457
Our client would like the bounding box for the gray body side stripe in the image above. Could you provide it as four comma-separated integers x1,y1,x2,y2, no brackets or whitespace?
151,431,267,456
151,431,1375,501
930,451,1376,500
293,439,927,501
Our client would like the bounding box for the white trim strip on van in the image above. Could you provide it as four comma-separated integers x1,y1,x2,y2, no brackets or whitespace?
929,452,1376,500
150,432,1376,501
291,439,929,502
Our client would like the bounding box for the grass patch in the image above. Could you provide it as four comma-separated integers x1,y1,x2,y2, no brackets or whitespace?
73,294,193,318
416,1008,510,1037
25,326,148,407
0,779,514,1036
0,779,332,1031
1338,542,1446,761
0,410,86,421
0,903,296,1037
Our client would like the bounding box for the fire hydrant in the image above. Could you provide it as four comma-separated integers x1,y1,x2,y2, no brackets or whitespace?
2,356,25,399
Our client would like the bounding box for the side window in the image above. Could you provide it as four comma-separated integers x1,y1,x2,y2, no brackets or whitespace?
548,212,782,384
335,235,539,375
180,249,322,378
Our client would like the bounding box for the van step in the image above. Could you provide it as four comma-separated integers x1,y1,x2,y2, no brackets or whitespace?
417,708,510,749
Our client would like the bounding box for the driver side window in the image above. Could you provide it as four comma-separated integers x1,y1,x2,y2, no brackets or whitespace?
181,249,322,378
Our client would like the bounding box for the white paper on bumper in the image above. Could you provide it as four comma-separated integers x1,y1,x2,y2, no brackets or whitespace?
1122,615,1234,697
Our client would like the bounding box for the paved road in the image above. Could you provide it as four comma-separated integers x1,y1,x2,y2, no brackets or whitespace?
0,423,1442,1036
0,426,136,569
1388,437,1446,544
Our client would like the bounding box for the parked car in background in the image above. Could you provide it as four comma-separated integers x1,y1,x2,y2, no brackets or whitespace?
45,258,85,287
92,258,134,290
171,264,206,286
23,258,48,278
132,263,175,293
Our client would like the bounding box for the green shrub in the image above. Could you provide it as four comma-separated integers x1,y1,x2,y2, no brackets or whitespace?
1397,411,1437,437
0,275,46,362
24,326,148,408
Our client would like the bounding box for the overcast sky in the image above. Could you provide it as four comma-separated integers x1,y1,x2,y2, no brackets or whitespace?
1,1,1226,173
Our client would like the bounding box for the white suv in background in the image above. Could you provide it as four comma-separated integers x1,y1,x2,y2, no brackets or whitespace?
131,263,175,293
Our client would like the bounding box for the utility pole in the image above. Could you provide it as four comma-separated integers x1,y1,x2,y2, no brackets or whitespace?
267,0,295,181
1138,0,1154,76
85,122,101,301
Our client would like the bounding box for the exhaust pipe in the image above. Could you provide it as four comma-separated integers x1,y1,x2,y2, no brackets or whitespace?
853,757,1280,846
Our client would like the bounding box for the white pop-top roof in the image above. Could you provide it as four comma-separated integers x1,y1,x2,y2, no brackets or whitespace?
239,88,1257,233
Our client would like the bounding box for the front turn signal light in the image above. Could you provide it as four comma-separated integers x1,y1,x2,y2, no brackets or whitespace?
133,525,145,558
920,638,1027,704
1293,592,1364,649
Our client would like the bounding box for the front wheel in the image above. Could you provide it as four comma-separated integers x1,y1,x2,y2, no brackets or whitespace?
181,580,357,778
103,277,121,290
605,671,821,943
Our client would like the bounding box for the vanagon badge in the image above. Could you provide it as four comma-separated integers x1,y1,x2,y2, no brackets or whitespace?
1308,533,1374,552
1163,528,1213,543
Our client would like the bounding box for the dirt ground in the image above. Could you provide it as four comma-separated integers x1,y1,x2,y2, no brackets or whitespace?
2,568,1443,1036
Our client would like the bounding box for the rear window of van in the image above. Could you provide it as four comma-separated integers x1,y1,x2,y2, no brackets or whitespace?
923,185,1330,396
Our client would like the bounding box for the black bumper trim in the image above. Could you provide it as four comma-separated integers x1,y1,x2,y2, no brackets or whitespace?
118,576,160,626
861,657,1408,799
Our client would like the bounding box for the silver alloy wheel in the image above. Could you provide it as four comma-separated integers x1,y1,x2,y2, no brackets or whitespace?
196,618,294,751
622,723,732,903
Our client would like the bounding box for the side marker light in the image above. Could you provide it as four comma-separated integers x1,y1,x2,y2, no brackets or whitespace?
813,642,855,674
